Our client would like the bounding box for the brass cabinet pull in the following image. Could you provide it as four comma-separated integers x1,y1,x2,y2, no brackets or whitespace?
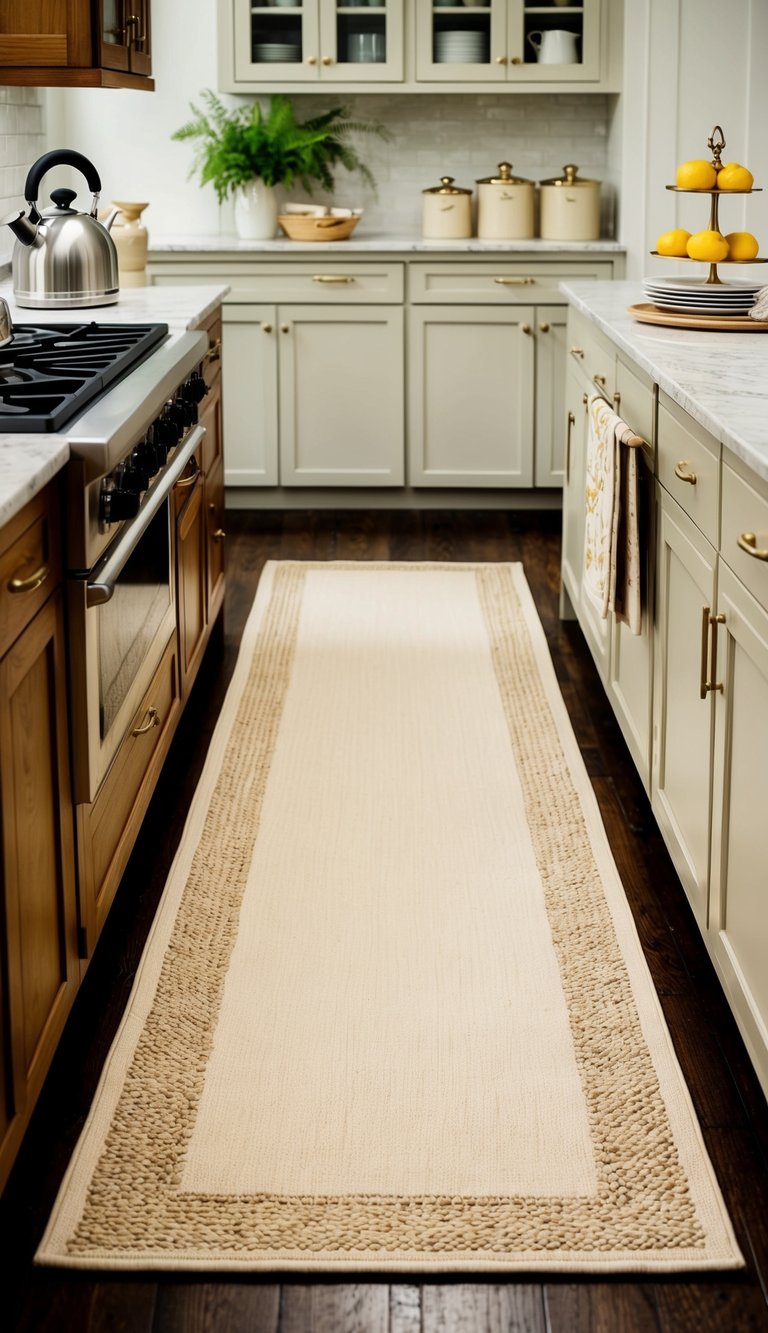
737,531,768,561
582,392,588,407
125,13,145,44
8,561,50,594
132,706,159,737
175,458,200,489
539,322,550,333
521,323,532,334
494,276,535,286
570,346,584,359
212,528,226,541
510,55,522,64
592,373,607,387
280,324,290,333
566,410,575,483
674,460,697,486
204,338,221,365
306,55,317,65
700,607,726,699
261,322,273,333
321,55,332,65
312,274,354,284
613,390,621,408
495,56,508,64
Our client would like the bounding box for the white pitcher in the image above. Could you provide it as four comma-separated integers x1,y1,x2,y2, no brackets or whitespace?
527,29,579,64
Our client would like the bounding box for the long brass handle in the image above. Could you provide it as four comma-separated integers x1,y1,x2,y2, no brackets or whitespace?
566,410,575,484
125,14,145,44
494,276,535,286
674,461,697,486
737,531,768,561
175,459,200,490
204,338,221,365
8,561,50,595
312,274,354,283
132,706,159,737
700,607,725,699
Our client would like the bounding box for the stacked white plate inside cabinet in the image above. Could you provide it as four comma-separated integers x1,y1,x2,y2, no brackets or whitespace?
253,43,301,62
435,31,489,63
643,275,761,315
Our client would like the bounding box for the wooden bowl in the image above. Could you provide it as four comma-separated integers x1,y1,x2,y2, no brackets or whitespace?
278,214,360,242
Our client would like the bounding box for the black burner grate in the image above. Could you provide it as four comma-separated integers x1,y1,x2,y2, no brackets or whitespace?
0,322,169,432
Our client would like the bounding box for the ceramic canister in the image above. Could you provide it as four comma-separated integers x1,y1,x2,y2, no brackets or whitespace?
422,176,472,240
539,164,601,241
476,162,535,240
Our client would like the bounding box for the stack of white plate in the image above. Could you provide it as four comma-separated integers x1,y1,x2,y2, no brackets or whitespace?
435,30,489,63
254,42,301,62
643,275,761,316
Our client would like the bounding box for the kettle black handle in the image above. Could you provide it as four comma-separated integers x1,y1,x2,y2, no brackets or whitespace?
24,150,102,205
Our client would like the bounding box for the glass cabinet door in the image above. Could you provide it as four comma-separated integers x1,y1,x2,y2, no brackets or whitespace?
416,0,506,83
509,0,601,82
318,0,403,82
234,0,321,83
100,0,131,71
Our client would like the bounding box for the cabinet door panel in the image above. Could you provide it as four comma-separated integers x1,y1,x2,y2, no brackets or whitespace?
233,0,320,83
408,306,534,487
223,305,278,486
651,490,717,928
560,361,589,613
710,562,768,1097
279,306,404,486
416,0,507,83
534,305,567,487
319,0,404,82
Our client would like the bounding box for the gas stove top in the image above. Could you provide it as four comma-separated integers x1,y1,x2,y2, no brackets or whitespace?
0,322,169,433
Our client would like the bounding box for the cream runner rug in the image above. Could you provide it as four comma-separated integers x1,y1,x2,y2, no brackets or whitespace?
38,562,742,1273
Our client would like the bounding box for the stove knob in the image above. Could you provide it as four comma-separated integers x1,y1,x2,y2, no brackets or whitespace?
176,393,198,427
121,463,146,493
137,438,160,478
101,487,141,524
185,373,209,405
166,399,188,432
157,405,181,446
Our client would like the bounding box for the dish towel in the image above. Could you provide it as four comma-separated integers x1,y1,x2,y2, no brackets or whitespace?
584,395,642,635
749,286,768,321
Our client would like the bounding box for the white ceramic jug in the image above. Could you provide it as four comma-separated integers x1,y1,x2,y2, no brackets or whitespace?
527,29,579,64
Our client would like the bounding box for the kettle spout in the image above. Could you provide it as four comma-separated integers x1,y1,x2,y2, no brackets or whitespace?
100,206,121,233
0,209,40,247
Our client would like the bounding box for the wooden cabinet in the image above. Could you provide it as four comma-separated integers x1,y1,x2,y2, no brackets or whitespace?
0,0,153,88
0,485,78,1193
223,0,404,86
408,305,534,487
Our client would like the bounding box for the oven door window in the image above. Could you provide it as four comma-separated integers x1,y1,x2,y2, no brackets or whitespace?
98,504,171,738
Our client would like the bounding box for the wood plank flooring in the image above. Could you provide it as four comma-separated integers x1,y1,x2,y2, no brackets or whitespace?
2,510,767,1333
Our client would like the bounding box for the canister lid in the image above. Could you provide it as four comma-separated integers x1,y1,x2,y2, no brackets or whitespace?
423,175,472,195
476,162,533,186
539,164,600,187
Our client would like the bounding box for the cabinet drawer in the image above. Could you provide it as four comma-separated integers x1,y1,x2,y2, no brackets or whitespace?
616,355,654,458
566,307,615,393
657,395,720,546
721,462,768,612
0,485,62,659
198,310,222,392
409,261,614,305
152,262,404,304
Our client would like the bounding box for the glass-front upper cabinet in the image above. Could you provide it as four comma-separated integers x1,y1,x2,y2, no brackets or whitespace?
100,0,152,77
416,0,601,84
233,0,404,84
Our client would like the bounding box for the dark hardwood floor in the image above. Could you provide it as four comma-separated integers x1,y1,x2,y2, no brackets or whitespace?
3,510,768,1333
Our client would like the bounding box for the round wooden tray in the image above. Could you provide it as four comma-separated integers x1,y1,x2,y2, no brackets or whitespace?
629,302,768,332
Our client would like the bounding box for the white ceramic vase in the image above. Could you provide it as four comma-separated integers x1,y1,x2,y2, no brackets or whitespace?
233,180,278,240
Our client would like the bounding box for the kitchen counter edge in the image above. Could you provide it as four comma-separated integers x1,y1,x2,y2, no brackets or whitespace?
0,284,229,529
560,280,768,484
149,234,626,255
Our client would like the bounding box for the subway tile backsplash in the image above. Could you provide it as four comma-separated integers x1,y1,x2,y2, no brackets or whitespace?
277,93,613,236
0,88,46,266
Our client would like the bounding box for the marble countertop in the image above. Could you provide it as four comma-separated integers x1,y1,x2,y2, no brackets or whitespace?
149,232,625,255
560,280,768,484
0,283,228,530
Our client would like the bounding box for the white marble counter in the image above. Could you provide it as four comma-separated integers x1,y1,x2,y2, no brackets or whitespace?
560,280,768,484
0,283,228,529
149,232,625,256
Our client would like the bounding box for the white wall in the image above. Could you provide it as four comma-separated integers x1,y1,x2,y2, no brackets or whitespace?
615,0,768,280
0,88,47,265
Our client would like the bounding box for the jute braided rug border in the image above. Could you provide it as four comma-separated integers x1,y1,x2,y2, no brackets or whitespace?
37,562,743,1272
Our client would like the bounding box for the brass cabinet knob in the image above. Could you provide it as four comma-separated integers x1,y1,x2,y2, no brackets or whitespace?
539,322,550,333
281,324,290,333
495,56,508,65
510,56,522,64
321,55,332,65
261,322,273,333
738,532,768,560
306,55,317,65
521,323,532,335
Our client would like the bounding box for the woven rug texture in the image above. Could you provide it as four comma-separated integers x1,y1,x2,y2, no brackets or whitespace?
37,562,743,1272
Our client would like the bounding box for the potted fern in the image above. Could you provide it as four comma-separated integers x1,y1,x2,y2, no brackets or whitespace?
173,91,387,240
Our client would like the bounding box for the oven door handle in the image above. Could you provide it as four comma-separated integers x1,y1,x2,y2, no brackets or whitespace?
86,424,206,607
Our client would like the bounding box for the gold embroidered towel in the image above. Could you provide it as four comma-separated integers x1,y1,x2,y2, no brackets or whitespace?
584,396,642,635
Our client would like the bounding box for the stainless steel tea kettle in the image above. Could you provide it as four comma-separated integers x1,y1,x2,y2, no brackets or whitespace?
2,149,120,309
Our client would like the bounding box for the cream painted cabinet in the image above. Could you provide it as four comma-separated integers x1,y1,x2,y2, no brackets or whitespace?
408,305,534,487
416,0,602,85
278,305,404,486
560,360,589,616
225,303,403,487
222,0,404,87
534,306,567,488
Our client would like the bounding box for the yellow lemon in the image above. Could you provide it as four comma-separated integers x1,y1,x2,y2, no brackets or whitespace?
686,230,730,262
656,228,692,257
675,159,718,190
725,230,759,260
717,162,754,191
